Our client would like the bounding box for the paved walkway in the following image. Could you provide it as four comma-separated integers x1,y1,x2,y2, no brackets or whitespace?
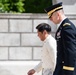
0,61,42,75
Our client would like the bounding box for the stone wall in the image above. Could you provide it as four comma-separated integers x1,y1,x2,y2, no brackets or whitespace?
0,13,76,75
0,13,57,61
52,0,76,14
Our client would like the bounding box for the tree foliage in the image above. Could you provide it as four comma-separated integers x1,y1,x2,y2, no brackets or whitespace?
0,0,25,13
0,0,52,13
24,0,52,13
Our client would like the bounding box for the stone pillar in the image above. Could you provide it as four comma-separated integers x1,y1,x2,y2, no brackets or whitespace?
52,0,76,14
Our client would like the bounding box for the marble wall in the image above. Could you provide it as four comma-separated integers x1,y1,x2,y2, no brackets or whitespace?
0,13,76,75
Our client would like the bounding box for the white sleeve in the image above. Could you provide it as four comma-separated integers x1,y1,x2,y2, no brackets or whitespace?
33,61,42,73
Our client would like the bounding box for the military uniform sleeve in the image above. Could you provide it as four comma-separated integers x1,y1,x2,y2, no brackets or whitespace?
62,24,76,74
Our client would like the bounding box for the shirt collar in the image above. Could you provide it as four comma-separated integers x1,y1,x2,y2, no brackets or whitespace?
57,17,67,27
44,35,51,43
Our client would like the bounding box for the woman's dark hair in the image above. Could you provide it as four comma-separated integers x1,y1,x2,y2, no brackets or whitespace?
36,23,51,33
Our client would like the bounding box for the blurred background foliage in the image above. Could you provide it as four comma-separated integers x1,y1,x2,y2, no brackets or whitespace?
0,0,52,13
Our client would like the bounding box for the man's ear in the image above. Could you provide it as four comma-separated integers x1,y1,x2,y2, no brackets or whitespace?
57,11,61,17
43,30,47,34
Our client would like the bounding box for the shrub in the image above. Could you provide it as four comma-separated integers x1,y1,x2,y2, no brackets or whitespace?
0,0,25,13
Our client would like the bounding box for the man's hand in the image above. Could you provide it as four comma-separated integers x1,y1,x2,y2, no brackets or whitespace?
27,69,35,75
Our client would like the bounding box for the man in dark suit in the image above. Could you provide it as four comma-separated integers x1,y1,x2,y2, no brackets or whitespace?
44,2,76,75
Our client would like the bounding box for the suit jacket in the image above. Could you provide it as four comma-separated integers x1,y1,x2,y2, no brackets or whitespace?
53,18,76,75
34,35,57,73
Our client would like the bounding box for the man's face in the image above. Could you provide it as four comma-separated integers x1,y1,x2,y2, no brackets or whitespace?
37,31,45,41
49,12,60,24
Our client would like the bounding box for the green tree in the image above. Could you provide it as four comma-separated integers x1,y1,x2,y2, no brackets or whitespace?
0,0,25,13
24,0,52,13
0,0,52,13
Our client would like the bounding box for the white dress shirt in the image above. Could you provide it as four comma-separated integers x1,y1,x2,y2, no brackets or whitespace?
34,35,57,74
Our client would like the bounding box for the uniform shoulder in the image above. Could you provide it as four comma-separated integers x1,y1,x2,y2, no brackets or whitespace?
63,23,71,27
